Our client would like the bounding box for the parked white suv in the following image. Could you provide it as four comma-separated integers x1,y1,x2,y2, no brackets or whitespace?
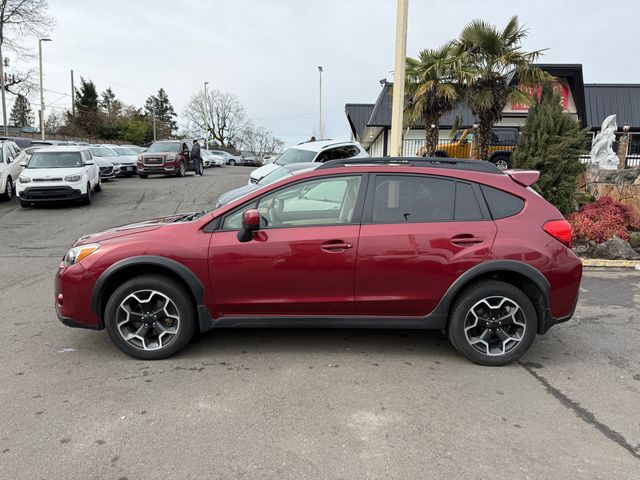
248,140,368,185
0,140,25,201
17,146,101,207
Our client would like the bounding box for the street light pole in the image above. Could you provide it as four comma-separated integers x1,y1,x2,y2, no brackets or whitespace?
38,38,52,141
0,45,7,136
318,66,323,139
389,0,408,157
204,81,209,149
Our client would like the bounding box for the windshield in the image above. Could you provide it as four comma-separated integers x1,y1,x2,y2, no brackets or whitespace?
147,142,180,153
274,148,316,166
90,147,116,157
257,166,293,186
111,147,137,156
28,152,82,169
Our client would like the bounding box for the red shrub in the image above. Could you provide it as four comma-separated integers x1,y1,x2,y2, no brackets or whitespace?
568,196,640,243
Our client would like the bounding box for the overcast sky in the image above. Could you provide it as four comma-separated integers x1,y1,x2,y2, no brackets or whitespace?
11,0,640,146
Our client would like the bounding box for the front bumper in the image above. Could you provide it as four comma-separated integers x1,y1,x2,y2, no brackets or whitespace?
19,186,83,202
137,164,176,174
55,262,101,329
117,165,136,175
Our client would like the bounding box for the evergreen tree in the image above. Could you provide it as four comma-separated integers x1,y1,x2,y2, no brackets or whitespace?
512,81,587,214
9,94,34,127
144,88,178,138
74,77,100,135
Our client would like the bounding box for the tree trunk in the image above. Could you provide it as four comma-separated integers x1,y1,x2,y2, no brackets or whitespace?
423,113,439,157
478,114,493,161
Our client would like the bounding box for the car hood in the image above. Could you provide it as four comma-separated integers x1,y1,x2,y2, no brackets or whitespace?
249,162,278,181
93,156,116,166
21,166,84,178
216,184,259,207
74,213,200,245
113,155,137,164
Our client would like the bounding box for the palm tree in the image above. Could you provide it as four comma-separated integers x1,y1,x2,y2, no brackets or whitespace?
404,42,472,156
456,16,548,160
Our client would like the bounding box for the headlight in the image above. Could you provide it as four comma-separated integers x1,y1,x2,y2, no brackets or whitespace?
64,174,82,182
19,176,31,183
64,243,100,266
113,162,121,166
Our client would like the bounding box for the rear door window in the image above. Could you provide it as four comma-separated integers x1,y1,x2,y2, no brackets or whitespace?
454,182,484,220
371,175,455,223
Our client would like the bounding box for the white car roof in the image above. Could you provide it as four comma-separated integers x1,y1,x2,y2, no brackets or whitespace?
290,140,362,153
31,146,90,154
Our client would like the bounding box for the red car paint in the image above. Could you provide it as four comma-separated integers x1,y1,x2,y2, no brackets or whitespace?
55,162,582,337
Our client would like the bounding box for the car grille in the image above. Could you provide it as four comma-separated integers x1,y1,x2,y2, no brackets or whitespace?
143,157,164,166
33,177,63,182
20,186,81,200
99,166,114,175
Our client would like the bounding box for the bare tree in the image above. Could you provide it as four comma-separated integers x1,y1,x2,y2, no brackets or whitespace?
184,89,249,148
239,123,284,158
0,0,54,133
43,109,63,134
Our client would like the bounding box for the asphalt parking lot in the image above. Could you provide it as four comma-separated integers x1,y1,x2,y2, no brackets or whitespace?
1,166,639,479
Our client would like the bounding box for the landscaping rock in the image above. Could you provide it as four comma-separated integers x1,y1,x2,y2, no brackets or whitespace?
593,236,640,260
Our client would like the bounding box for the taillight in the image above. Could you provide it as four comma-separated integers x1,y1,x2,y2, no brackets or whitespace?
543,220,572,248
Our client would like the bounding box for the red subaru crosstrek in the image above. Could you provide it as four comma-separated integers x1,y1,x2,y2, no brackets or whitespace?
55,158,582,365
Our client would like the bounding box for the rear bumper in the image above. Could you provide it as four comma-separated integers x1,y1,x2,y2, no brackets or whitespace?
19,186,83,202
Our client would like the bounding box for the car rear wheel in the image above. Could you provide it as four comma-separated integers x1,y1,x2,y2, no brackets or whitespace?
492,156,510,170
447,280,537,366
104,274,196,360
94,177,102,192
228,159,236,166
1,177,13,201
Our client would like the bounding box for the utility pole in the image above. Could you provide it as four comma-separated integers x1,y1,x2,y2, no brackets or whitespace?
389,0,408,157
318,66,323,139
0,44,7,136
38,38,52,141
204,81,209,149
70,69,75,117
152,104,157,142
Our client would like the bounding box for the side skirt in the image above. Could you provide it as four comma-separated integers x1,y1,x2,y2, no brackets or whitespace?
205,314,448,330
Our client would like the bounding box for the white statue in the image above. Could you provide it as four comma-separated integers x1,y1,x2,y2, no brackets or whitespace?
590,114,619,170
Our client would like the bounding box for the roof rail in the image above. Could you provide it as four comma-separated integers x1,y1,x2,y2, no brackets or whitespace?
317,156,505,174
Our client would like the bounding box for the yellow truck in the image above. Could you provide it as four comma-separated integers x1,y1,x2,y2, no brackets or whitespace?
433,127,518,170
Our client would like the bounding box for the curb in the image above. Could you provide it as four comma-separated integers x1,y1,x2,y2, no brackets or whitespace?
579,258,640,269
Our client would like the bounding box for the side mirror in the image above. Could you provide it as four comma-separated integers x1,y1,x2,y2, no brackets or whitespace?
84,160,94,166
237,209,261,242
20,161,27,167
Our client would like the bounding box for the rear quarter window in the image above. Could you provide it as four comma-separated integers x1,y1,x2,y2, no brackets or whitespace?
481,185,524,219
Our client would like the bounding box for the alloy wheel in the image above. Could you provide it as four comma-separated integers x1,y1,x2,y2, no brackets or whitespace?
463,296,526,356
495,159,509,170
115,290,180,351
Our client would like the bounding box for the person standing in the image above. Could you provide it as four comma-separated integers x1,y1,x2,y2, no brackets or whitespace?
191,139,203,176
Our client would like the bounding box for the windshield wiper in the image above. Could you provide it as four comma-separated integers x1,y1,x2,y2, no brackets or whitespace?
173,210,207,222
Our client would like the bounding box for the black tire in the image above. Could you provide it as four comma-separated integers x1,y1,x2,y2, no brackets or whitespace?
447,280,537,366
94,177,102,192
104,274,196,360
138,174,148,179
434,150,447,158
19,199,29,208
82,183,92,205
1,177,13,201
177,162,185,177
228,159,236,166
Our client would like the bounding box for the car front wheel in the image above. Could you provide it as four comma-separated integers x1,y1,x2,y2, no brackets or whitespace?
94,177,102,192
104,274,196,359
228,159,236,166
1,177,13,201
447,280,537,366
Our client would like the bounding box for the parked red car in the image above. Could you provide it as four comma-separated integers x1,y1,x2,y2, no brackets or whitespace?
55,158,582,365
137,140,202,178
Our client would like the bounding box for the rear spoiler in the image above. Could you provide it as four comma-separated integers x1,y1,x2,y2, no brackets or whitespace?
504,170,540,187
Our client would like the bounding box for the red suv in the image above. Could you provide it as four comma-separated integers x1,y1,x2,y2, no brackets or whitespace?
137,140,202,178
55,158,582,365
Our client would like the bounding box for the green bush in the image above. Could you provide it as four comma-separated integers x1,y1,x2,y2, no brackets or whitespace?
512,82,587,215
629,231,640,249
